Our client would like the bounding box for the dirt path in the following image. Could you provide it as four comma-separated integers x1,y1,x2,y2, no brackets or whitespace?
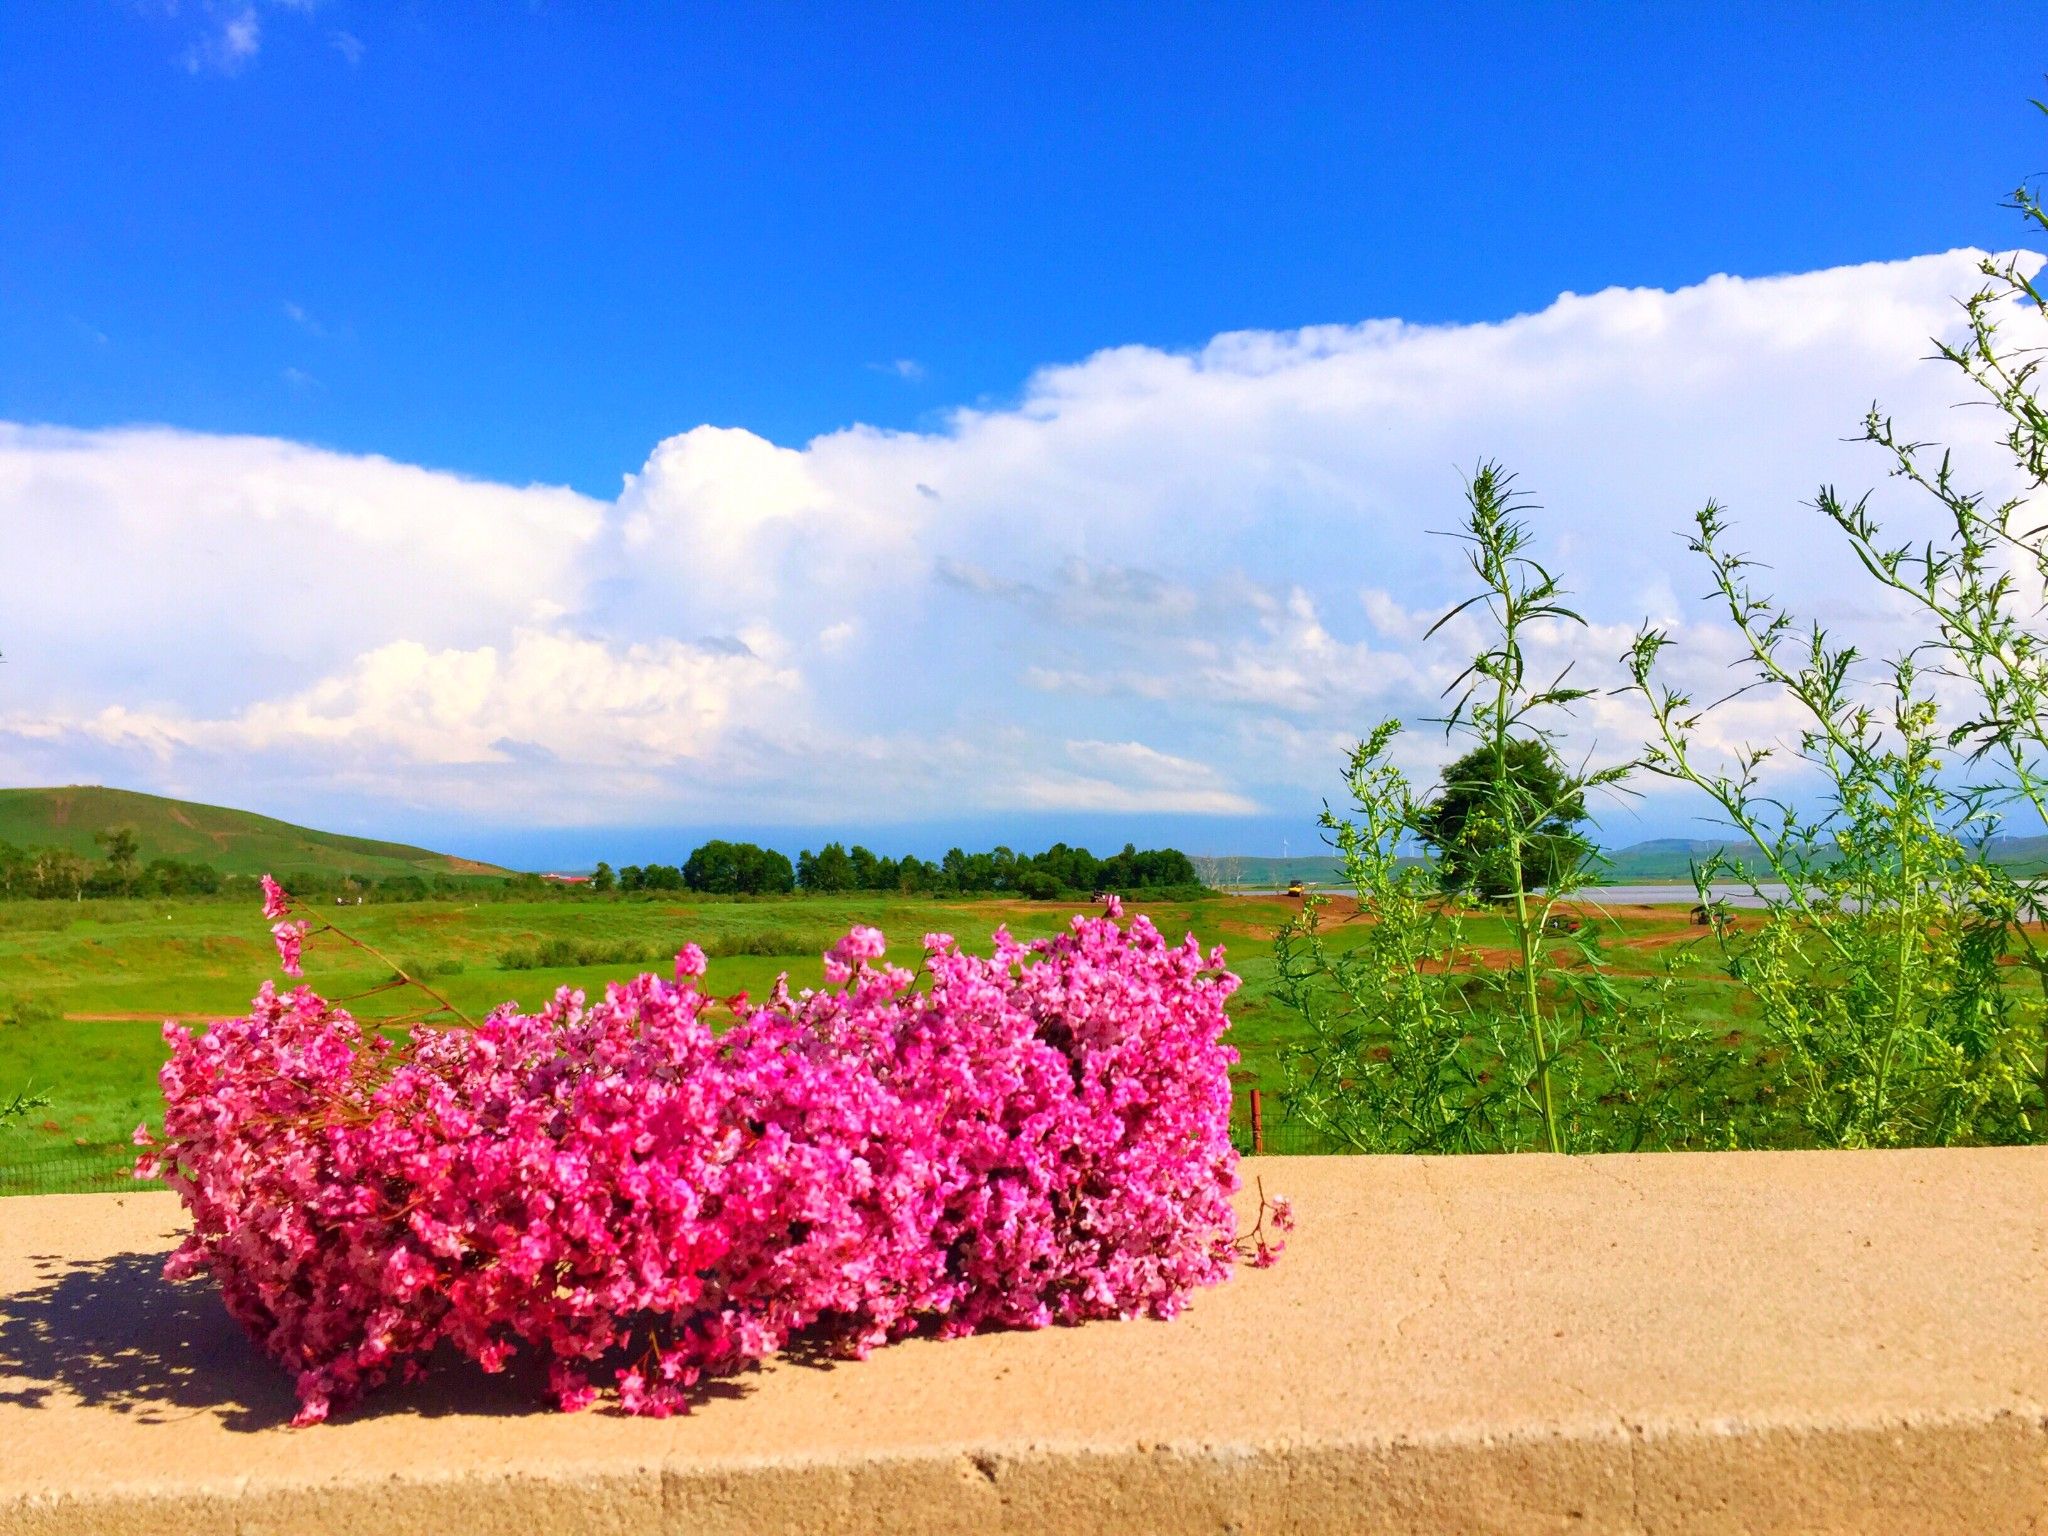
63,1011,228,1023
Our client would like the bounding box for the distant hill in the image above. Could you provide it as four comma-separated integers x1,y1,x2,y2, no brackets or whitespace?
1221,843,1764,889
1204,854,1350,888
1597,834,2048,881
0,786,508,881
1595,839,1767,882
1210,833,2048,890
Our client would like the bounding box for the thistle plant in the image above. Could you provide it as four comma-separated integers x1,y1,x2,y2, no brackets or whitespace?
1628,520,2041,1147
0,1085,51,1125
1277,466,1724,1154
1622,107,2048,1145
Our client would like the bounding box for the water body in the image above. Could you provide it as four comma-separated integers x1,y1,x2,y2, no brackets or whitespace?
1233,882,1796,908
1573,883,1795,909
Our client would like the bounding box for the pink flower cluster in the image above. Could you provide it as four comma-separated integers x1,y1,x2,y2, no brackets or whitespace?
142,895,1256,1424
261,874,309,976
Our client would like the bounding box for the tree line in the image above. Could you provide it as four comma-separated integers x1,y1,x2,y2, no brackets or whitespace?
604,839,1201,898
0,829,497,903
0,825,1207,904
0,829,230,900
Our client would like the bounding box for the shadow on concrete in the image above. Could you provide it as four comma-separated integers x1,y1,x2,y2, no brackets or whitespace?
0,1246,787,1430
0,1248,589,1429
0,1248,299,1430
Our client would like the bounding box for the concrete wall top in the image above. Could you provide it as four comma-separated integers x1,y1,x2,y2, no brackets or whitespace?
3,1148,2044,1534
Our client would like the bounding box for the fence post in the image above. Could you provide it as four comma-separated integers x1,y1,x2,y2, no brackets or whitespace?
1249,1088,1265,1155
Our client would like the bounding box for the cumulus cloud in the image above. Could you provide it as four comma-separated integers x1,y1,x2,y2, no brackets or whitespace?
77,630,793,765
0,426,604,699
4,249,2044,837
1012,741,1261,815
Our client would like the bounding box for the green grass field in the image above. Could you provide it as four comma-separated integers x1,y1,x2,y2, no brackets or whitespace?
0,889,1747,1170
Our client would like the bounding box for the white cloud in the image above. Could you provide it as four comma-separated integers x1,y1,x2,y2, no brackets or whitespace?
1012,740,1261,815
157,2,357,78
0,425,606,710
181,6,261,75
29,629,800,817
4,249,2044,836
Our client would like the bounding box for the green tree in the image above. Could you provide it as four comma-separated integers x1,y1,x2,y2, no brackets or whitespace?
683,840,795,895
684,841,749,894
33,847,91,901
95,825,141,893
590,861,616,893
1418,738,1592,899
895,855,938,892
797,842,858,893
939,847,970,891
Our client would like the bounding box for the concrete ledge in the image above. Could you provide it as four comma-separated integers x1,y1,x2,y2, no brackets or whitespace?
3,1149,2044,1534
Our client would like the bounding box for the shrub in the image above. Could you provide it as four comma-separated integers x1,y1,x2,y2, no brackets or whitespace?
0,994,61,1028
142,890,1271,1424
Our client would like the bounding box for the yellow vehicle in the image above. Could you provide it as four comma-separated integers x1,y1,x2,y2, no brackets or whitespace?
1286,879,1305,898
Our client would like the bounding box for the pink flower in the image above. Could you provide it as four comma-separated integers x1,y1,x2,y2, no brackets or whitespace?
260,874,292,921
155,901,1254,1424
828,925,887,968
271,919,309,977
1268,1194,1294,1232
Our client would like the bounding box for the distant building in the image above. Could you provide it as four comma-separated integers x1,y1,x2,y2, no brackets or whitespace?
539,872,593,884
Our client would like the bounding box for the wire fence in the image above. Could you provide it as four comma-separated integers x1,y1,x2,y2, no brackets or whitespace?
0,1144,140,1197
1230,1089,1352,1156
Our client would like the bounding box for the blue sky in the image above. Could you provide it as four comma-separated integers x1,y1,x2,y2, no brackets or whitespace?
2,5,2046,866
8,3,2042,489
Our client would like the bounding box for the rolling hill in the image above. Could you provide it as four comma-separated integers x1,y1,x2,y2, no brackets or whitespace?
1594,839,1766,882
1597,835,2048,881
1216,834,2048,889
0,786,509,881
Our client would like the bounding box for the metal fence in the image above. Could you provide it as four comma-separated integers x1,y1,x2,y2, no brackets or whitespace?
1230,1089,1351,1156
0,1145,139,1197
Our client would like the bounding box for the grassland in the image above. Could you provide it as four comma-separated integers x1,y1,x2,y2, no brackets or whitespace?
0,889,1749,1168
0,785,508,880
